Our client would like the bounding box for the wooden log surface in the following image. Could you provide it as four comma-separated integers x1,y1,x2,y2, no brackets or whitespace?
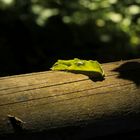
0,59,140,139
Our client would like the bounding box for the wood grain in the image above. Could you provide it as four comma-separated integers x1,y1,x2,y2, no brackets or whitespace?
0,59,140,139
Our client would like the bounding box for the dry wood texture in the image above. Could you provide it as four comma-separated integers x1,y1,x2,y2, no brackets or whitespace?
0,59,140,139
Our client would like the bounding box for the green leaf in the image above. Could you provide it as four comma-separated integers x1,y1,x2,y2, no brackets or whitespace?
51,58,105,78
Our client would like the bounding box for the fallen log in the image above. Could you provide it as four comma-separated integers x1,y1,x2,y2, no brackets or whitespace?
0,59,140,139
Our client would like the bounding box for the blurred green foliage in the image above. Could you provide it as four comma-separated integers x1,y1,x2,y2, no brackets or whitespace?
0,0,140,76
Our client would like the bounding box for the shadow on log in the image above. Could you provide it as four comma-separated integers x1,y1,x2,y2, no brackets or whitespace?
113,61,140,86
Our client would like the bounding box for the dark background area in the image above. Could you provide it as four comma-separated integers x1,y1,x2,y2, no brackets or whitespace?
0,0,140,77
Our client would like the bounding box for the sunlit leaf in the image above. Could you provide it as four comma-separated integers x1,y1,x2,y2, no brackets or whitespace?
51,58,105,78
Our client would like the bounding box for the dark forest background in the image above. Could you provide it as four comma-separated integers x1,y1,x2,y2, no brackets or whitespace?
0,0,140,77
